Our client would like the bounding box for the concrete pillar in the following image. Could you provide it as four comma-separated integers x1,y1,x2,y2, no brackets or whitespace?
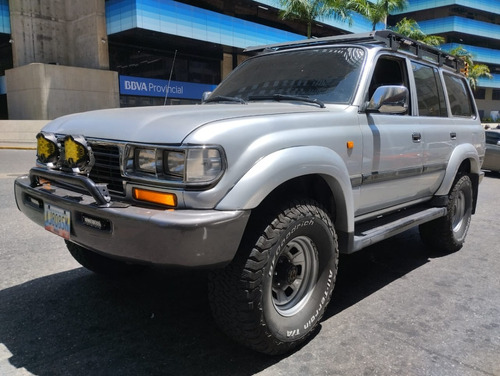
6,63,119,120
221,53,233,81
6,0,117,120
8,0,109,69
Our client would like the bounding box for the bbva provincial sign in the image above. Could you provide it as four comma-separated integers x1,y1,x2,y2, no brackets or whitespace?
119,75,216,100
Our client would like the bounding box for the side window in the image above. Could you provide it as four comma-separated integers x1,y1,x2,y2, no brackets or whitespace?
412,62,447,117
443,73,474,117
369,56,409,114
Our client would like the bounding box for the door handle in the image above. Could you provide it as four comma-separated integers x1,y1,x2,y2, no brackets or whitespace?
412,132,422,143
450,132,457,140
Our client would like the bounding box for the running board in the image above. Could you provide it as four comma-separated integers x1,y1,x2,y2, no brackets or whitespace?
352,207,447,253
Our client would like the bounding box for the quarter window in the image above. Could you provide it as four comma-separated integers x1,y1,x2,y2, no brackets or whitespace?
443,73,474,117
412,62,447,117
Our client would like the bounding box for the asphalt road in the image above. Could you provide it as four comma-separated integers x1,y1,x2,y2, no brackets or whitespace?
1,149,499,376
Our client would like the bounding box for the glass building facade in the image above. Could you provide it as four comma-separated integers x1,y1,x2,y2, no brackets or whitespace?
390,0,500,120
0,0,499,118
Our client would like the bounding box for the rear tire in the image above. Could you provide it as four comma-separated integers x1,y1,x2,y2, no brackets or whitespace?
419,174,473,253
208,199,338,355
66,240,139,276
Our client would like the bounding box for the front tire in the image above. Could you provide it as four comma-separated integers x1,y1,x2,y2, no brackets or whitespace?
419,174,473,253
208,200,338,355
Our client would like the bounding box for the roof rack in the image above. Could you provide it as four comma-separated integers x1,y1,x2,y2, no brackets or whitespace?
245,30,465,73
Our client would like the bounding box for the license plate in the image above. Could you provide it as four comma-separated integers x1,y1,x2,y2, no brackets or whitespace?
44,204,71,240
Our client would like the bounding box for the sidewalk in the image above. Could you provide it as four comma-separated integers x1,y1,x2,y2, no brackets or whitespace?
0,121,48,150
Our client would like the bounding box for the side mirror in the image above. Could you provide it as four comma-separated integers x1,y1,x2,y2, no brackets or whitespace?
201,91,212,103
365,85,409,114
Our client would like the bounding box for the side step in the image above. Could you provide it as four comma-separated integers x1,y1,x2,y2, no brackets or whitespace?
352,207,447,253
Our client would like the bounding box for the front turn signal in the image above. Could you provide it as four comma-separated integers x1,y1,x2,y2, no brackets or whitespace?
133,188,177,207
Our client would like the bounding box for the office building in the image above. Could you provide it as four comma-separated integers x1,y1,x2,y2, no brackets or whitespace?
390,0,500,119
0,0,498,120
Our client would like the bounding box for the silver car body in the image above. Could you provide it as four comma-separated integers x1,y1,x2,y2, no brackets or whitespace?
14,32,485,267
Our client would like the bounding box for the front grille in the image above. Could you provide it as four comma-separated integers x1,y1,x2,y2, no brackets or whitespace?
88,143,124,195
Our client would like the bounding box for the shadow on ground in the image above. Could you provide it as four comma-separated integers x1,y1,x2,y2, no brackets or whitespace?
0,228,438,376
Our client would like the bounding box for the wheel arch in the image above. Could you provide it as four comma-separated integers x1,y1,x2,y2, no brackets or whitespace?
216,146,355,235
434,144,482,213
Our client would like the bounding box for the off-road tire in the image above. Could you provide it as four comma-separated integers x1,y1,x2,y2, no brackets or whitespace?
208,199,338,355
65,240,139,276
419,174,473,253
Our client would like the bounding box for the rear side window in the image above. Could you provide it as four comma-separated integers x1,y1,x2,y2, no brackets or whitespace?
443,73,474,117
412,62,447,117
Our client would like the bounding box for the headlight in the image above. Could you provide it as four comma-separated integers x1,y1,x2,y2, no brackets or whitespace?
127,145,225,187
165,151,185,178
36,132,59,165
186,148,222,183
135,148,158,174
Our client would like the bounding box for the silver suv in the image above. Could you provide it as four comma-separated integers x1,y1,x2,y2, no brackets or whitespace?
14,31,485,355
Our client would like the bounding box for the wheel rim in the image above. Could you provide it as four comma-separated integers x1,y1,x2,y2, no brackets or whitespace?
452,190,466,233
272,235,319,317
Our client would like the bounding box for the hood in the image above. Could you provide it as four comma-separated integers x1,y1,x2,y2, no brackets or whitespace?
42,103,330,144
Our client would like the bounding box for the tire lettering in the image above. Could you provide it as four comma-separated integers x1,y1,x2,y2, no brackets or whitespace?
286,329,300,338
268,219,315,277
303,269,334,331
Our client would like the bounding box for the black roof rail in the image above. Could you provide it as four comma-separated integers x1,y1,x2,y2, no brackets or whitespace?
245,30,464,73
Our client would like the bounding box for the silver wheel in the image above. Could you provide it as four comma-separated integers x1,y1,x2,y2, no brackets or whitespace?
272,236,319,316
208,200,338,355
452,190,466,233
419,174,473,253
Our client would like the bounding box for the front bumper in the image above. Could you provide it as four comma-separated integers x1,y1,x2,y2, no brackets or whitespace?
14,173,250,268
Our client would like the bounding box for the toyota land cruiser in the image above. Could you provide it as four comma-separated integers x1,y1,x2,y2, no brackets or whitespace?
14,31,485,354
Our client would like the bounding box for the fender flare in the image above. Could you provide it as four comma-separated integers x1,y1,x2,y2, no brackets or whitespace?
434,143,482,196
216,146,355,233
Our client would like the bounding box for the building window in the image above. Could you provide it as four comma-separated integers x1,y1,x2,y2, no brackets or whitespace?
492,89,500,100
474,88,486,100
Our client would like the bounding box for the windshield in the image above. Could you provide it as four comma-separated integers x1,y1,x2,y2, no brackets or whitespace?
210,47,365,105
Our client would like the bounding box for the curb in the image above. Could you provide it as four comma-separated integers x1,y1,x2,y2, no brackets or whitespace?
0,146,36,150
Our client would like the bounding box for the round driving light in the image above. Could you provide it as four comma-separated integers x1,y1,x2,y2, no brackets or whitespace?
36,132,59,165
63,135,93,171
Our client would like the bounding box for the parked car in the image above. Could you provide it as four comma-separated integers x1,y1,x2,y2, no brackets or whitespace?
482,129,500,173
14,31,485,355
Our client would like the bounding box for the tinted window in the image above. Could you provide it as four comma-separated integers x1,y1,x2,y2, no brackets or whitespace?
368,56,410,114
443,73,474,117
210,47,365,104
412,62,447,117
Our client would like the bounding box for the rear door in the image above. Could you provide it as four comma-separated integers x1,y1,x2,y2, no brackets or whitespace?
411,61,455,196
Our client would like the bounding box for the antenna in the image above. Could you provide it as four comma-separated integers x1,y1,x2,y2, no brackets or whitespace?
164,49,178,105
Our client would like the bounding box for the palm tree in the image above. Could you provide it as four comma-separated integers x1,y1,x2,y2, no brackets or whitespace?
358,0,408,31
391,18,444,46
469,64,493,91
278,0,360,38
448,46,492,90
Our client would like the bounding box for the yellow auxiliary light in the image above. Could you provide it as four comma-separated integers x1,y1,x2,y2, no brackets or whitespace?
133,188,177,207
36,132,59,164
63,135,93,171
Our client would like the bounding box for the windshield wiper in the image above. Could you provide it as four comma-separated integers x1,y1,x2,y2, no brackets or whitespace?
204,96,247,104
248,94,325,108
